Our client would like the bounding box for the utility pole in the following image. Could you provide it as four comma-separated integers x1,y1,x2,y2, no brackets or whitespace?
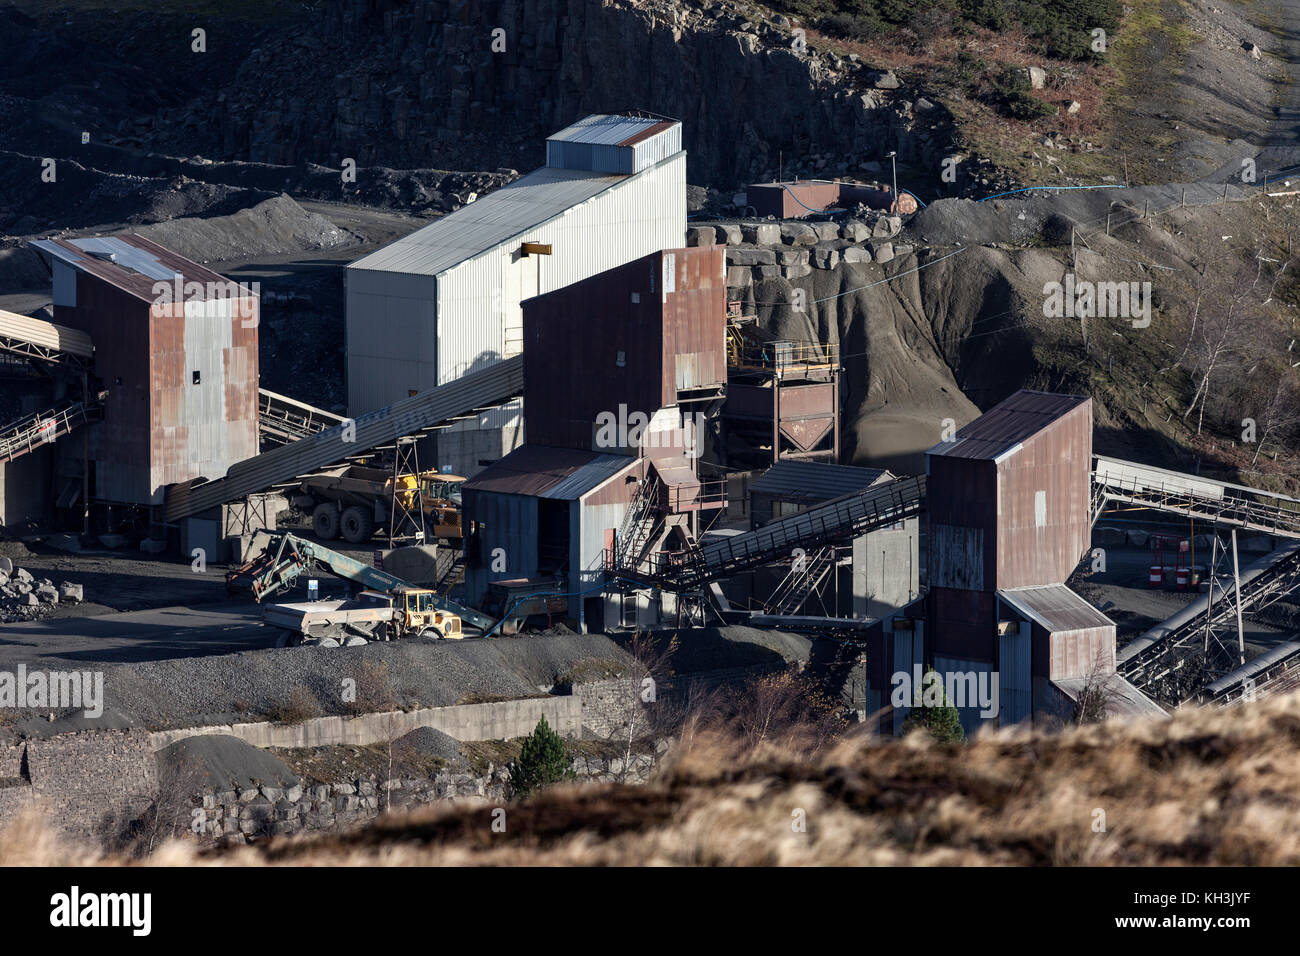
1202,532,1217,655
886,151,898,213
1231,529,1245,667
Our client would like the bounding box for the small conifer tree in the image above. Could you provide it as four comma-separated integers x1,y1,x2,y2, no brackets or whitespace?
507,715,576,797
902,668,965,743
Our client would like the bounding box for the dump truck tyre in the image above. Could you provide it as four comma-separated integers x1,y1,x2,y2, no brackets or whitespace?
313,503,340,540
418,626,445,641
340,505,374,544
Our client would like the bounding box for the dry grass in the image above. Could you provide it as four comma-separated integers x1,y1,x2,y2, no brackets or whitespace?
8,693,1300,866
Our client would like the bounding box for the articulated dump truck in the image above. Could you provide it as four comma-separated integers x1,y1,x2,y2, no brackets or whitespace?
227,531,494,648
291,465,466,544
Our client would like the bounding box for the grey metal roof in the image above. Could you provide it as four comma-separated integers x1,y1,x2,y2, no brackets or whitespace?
998,584,1114,633
462,444,632,500
547,114,673,146
1052,675,1167,719
928,390,1088,461
543,453,636,501
30,233,236,302
347,165,627,277
750,459,891,502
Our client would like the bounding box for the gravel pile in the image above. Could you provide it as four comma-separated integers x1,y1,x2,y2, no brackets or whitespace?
627,626,812,674
158,734,301,790
391,727,466,768
95,632,639,731
905,180,1254,248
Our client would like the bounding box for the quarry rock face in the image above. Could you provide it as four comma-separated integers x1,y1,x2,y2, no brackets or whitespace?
126,0,965,190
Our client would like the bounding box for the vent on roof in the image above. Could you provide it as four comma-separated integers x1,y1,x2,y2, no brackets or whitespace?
87,250,117,263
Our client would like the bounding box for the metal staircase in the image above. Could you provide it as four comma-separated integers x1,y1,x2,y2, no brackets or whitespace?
764,546,835,615
612,470,663,572
631,474,925,591
0,400,102,464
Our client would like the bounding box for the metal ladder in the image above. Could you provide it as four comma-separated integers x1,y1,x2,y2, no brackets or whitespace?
764,546,836,615
612,470,663,572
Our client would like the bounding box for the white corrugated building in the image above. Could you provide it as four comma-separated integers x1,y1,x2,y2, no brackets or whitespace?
345,113,687,475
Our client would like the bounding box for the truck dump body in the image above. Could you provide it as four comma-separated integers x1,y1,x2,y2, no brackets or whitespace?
263,594,394,635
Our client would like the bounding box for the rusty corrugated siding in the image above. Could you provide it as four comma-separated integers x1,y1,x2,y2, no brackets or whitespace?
995,398,1092,588
523,246,725,453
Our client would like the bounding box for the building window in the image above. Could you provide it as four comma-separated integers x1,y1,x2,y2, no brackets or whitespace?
616,350,626,368
191,370,201,385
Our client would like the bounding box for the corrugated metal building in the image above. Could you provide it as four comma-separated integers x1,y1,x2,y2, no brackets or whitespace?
461,443,645,630
857,390,1145,732
30,235,259,508
522,245,726,452
346,113,687,477
916,390,1130,729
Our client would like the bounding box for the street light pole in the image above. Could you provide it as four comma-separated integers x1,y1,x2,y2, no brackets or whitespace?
886,151,898,212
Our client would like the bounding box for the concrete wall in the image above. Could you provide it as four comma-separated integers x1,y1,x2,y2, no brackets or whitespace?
853,516,919,619
151,695,584,751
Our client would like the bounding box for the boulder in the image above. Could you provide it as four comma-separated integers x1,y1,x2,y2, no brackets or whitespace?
727,247,776,266
809,221,840,241
1026,66,1046,89
725,266,752,288
872,70,900,90
840,220,871,242
842,246,872,264
775,248,808,266
58,582,84,603
782,262,811,279
741,223,780,245
811,245,840,269
0,557,12,576
779,222,817,246
716,222,744,245
686,225,717,247
870,241,895,263
34,584,59,604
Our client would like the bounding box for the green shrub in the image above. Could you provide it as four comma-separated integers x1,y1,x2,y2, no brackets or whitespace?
507,716,576,798
902,668,966,743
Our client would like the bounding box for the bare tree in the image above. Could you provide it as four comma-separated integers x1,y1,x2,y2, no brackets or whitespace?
1252,376,1300,465
1072,650,1123,725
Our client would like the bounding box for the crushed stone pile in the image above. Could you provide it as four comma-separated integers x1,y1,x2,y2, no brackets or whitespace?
0,555,82,623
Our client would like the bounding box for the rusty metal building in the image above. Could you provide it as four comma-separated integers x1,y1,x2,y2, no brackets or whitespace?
859,390,1163,732
460,444,645,631
522,245,727,453
31,235,259,509
745,179,915,218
